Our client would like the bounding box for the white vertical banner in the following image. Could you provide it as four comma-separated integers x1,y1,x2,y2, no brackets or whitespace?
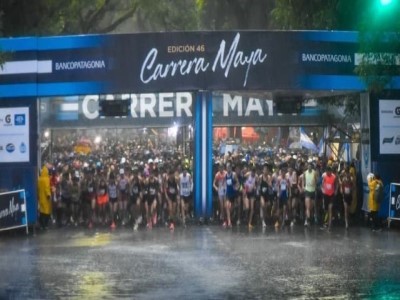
0,107,30,163
379,99,400,154
360,93,371,212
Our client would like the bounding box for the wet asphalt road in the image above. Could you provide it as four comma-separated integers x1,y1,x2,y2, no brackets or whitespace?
0,224,400,299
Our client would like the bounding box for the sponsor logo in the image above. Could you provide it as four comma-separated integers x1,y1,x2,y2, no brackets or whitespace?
6,143,15,153
382,136,394,144
14,114,25,126
4,114,12,126
19,142,26,154
55,60,106,71
301,53,352,63
396,107,400,115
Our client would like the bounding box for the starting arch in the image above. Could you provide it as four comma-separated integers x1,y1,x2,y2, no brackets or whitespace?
0,30,399,221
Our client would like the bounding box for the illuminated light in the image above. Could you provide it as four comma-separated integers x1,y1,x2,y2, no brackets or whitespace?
94,136,102,144
168,122,179,138
380,0,393,5
44,130,50,138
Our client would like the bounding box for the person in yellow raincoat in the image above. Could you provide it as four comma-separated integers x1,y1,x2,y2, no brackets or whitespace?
38,166,52,229
367,173,383,231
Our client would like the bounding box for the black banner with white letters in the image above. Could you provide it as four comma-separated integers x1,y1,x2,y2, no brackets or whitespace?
0,31,368,97
0,190,28,232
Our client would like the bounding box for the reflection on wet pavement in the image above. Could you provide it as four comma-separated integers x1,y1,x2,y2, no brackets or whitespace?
0,225,399,299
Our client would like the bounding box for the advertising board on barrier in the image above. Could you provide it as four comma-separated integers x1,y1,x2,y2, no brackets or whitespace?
0,107,30,163
379,100,400,155
0,189,28,233
389,183,400,222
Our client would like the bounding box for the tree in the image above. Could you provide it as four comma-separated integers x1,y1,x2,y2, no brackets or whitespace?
196,0,273,30
270,0,338,30
0,0,142,36
354,0,400,93
271,0,400,94
134,0,199,32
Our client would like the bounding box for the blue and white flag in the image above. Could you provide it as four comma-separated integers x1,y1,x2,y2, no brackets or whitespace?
300,127,318,152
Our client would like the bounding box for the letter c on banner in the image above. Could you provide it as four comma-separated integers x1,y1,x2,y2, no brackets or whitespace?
82,95,99,120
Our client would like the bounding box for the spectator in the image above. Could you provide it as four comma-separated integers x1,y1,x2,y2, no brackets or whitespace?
38,166,52,230
368,173,383,231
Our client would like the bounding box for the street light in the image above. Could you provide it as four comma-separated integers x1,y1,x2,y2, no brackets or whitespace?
380,0,393,6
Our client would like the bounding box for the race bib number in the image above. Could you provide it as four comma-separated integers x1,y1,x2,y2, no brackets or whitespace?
150,188,156,195
88,187,94,193
344,187,351,195
227,178,232,186
169,188,176,194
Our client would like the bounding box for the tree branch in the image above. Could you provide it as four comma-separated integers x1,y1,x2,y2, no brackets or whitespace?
97,5,138,33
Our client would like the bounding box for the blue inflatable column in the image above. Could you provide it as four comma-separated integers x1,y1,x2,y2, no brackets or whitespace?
193,91,213,218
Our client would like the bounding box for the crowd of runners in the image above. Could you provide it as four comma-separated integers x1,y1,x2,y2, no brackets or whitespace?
212,154,359,231
37,133,371,232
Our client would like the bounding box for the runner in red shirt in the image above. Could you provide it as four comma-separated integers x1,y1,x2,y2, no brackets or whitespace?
321,166,338,231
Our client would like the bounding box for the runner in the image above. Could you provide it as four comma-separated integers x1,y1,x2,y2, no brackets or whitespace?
271,167,280,228
244,167,258,229
60,172,73,226
213,163,227,225
277,168,289,229
80,169,97,228
97,177,109,226
165,169,179,230
179,167,193,227
130,167,143,231
50,168,62,228
287,167,298,227
340,166,354,230
321,166,338,231
234,164,244,226
70,171,81,226
118,168,129,226
225,163,238,228
259,164,272,228
300,162,317,227
143,170,159,229
108,173,119,229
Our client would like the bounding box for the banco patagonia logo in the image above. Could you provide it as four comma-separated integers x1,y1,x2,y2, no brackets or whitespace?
6,143,15,153
14,114,25,126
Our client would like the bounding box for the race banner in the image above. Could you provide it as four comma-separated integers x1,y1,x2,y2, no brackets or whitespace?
0,31,376,97
0,189,28,233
